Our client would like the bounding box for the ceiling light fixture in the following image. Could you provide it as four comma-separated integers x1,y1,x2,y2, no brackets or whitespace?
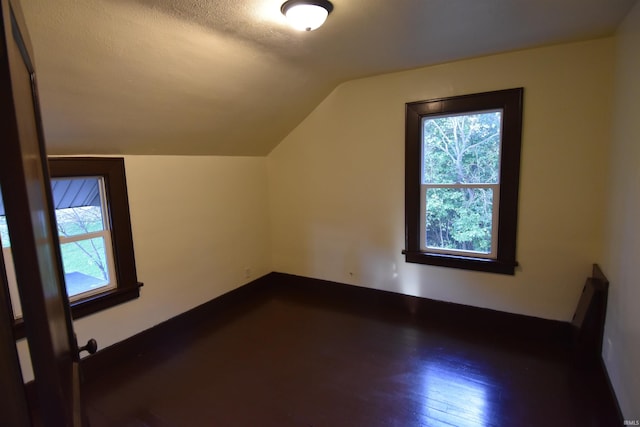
281,0,334,32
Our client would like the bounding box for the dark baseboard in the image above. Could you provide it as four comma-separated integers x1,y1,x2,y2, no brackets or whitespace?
25,274,274,413
79,271,573,383
269,272,573,349
80,273,273,383
571,264,610,365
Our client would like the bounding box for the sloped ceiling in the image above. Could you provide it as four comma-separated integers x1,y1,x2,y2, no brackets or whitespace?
21,0,637,156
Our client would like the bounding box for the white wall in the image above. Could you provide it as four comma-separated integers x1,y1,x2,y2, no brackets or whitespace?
18,155,271,380
268,39,614,322
603,0,640,419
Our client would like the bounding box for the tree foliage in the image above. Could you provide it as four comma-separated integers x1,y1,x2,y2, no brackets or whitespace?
422,112,501,253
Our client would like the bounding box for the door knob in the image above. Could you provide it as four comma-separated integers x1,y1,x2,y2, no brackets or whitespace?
78,338,98,355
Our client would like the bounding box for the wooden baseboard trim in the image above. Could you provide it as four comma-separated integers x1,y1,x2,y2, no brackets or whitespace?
269,272,573,347
79,271,574,384
80,273,273,382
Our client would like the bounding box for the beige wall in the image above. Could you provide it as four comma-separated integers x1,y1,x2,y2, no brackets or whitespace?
603,0,640,419
268,38,614,322
19,155,271,380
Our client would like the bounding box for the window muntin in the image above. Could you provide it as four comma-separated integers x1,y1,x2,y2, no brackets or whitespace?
404,88,523,275
420,111,502,258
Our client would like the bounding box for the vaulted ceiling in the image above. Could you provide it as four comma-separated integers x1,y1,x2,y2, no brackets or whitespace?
22,0,637,156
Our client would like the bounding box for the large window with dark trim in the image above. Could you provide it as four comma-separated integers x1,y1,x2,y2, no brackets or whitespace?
0,157,141,336
403,88,523,274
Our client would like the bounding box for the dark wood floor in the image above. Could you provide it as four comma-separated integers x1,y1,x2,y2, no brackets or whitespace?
81,278,619,427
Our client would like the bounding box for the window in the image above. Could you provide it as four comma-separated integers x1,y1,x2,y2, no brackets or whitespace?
0,157,141,336
403,88,523,274
52,176,118,299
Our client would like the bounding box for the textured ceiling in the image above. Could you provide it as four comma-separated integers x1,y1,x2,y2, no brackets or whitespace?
21,0,637,156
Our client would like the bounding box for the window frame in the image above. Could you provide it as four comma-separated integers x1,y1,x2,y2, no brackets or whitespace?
13,157,142,337
403,88,524,275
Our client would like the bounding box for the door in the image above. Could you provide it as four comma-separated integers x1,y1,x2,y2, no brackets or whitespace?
1,1,85,426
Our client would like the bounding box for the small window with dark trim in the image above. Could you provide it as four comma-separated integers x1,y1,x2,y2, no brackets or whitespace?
0,157,142,337
403,88,523,275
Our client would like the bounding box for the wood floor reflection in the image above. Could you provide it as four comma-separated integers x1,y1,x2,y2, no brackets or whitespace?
83,279,619,427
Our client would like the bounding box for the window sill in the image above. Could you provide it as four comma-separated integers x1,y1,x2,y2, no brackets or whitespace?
13,282,143,340
403,250,517,275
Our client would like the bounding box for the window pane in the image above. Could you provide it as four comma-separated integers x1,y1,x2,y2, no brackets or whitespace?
60,237,111,297
0,215,9,248
55,206,104,237
425,188,494,254
52,177,105,237
1,245,23,319
423,111,502,184
0,189,9,248
0,189,22,319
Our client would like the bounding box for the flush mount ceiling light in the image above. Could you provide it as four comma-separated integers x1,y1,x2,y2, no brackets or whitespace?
281,0,334,32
